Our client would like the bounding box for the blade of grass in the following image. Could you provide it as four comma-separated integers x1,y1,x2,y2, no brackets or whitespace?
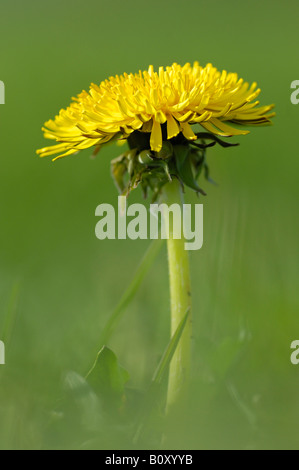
226,381,257,429
99,238,164,345
133,308,191,445
152,308,191,385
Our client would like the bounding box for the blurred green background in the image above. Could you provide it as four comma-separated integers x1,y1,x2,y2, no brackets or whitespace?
0,0,299,450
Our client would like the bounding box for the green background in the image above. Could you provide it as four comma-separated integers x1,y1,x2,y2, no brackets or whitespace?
0,0,299,449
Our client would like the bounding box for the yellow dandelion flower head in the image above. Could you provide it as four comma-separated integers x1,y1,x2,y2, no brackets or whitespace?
37,62,275,161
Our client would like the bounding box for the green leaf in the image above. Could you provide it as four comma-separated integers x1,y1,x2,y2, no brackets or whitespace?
195,132,240,148
173,146,206,194
173,144,189,170
203,162,217,185
190,140,216,149
86,346,129,408
111,154,128,193
63,371,102,431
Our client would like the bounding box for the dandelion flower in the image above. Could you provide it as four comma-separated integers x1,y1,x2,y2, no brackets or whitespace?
37,62,275,161
37,61,275,414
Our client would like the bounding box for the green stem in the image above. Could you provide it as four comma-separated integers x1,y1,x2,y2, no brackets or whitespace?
163,179,192,411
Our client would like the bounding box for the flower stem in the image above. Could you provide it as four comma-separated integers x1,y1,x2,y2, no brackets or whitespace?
163,179,192,412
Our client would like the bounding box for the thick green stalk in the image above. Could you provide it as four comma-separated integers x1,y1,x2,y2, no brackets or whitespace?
163,179,192,411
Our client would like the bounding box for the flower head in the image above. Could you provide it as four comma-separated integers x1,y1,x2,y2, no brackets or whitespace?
37,62,275,161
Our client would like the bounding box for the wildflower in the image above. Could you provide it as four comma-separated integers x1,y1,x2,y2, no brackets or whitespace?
37,62,274,161
37,61,275,415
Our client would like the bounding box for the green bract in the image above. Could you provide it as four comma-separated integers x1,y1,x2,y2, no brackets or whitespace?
111,128,239,200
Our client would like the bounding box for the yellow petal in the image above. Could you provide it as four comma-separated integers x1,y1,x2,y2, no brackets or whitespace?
52,149,79,161
210,118,250,136
192,110,212,123
181,122,197,140
167,114,180,139
37,143,71,157
200,121,233,137
150,120,162,152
